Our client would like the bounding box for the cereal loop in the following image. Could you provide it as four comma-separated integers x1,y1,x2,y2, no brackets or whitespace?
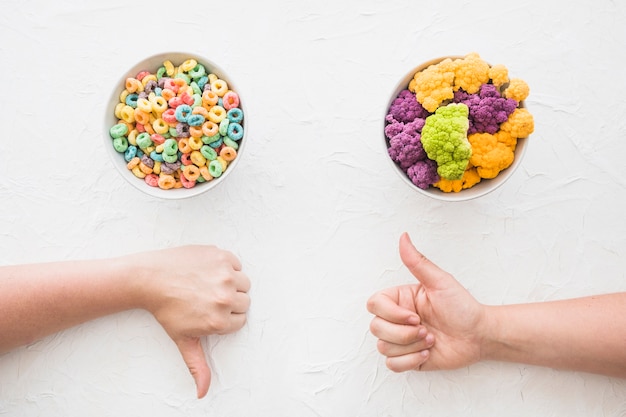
158,174,176,189
145,173,159,187
222,91,240,110
208,106,226,123
220,146,237,162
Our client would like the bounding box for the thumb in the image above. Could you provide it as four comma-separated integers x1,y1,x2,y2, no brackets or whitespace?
176,337,212,399
399,232,451,291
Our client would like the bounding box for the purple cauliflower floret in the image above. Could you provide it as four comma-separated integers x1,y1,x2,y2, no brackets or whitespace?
388,89,431,123
454,84,517,134
407,159,440,189
384,117,405,139
388,132,427,170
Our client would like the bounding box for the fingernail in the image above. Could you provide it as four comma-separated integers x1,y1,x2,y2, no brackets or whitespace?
418,327,427,337
407,315,420,325
420,349,429,358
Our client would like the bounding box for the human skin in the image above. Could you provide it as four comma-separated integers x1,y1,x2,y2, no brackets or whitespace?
0,245,251,398
367,233,626,377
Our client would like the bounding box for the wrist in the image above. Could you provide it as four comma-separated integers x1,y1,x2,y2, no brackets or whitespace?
478,304,505,362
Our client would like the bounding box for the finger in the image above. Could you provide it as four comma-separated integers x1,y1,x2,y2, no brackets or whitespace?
377,333,435,357
369,316,427,345
385,349,430,373
367,292,420,325
233,271,251,293
231,292,251,314
399,233,450,291
176,337,211,398
217,248,243,271
218,312,247,334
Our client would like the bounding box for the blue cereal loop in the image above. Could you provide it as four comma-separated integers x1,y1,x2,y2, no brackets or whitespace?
197,75,208,90
227,108,243,123
187,114,205,127
125,93,138,108
124,145,137,161
175,104,192,122
208,137,223,148
217,97,223,107
154,87,163,96
227,122,244,140
150,150,164,162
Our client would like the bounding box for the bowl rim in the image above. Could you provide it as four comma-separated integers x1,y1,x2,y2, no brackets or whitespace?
103,51,248,200
383,55,529,202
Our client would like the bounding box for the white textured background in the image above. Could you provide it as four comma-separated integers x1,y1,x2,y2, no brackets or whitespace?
1,0,626,416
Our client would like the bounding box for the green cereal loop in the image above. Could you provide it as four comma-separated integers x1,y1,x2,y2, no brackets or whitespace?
109,123,128,139
200,145,217,160
136,132,153,149
218,119,230,136
113,136,129,153
156,66,166,80
201,134,219,145
163,138,178,156
208,159,223,177
192,93,202,108
196,175,206,183
174,73,191,85
190,81,202,95
223,137,239,150
189,63,206,79
169,127,178,138
162,152,178,163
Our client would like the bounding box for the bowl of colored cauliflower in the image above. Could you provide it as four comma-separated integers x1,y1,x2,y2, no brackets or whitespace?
383,53,534,201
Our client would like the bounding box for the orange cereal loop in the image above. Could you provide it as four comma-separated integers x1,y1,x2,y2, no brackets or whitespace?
182,165,201,181
202,90,218,106
189,125,203,138
161,88,176,101
134,109,150,125
126,157,140,170
125,77,141,93
199,166,213,181
174,180,183,188
201,121,218,137
158,174,176,190
192,106,209,118
173,78,187,88
178,138,192,153
131,165,146,179
139,161,153,175
143,122,155,135
219,146,237,162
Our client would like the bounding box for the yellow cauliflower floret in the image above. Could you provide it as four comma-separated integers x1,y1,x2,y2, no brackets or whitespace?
410,58,457,113
488,64,509,87
433,166,481,192
468,133,515,179
452,52,490,94
500,108,534,139
503,78,530,102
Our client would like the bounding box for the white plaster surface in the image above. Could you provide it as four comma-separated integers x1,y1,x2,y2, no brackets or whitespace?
1,0,626,415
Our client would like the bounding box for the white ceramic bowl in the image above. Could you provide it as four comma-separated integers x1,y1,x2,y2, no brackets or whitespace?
383,56,529,202
104,52,247,199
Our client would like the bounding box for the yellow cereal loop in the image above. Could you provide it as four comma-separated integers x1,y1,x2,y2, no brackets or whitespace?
131,165,146,178
119,89,130,103
114,102,125,119
150,96,168,113
208,73,218,83
190,150,207,166
216,156,228,171
136,98,152,113
180,59,197,72
188,136,203,150
163,60,175,76
153,161,161,175
208,106,226,123
120,105,135,123
141,74,157,86
152,118,169,134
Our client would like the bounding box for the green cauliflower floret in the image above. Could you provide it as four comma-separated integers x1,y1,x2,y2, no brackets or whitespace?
421,103,471,180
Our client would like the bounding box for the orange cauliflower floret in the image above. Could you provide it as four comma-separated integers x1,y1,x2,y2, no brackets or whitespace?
409,58,457,113
495,130,517,151
468,133,515,179
500,108,534,139
433,166,481,192
503,78,530,102
452,53,490,94
488,64,509,88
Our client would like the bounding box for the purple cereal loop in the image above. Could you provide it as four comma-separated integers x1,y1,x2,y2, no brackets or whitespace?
141,154,155,168
138,91,148,100
161,161,181,174
144,80,157,94
158,77,169,89
176,123,190,137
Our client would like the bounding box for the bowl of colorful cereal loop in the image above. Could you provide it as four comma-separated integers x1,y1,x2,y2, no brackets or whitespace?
383,53,534,202
104,52,247,199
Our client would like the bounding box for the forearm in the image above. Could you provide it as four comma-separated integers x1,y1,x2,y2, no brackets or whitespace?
482,293,626,377
0,257,144,353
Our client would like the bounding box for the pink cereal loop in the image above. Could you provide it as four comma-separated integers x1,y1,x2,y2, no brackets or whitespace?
223,91,240,110
145,173,159,187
